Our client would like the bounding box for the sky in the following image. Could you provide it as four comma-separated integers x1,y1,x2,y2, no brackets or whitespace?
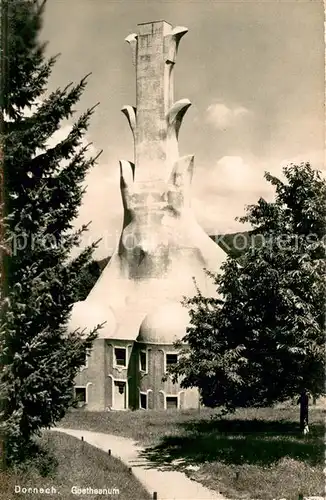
41,0,324,259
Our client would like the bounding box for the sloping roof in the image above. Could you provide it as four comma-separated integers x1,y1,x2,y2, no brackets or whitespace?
97,256,111,271
209,231,263,258
68,301,117,339
137,301,190,344
94,232,251,271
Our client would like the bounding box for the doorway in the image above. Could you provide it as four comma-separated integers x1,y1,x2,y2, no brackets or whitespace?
113,380,127,410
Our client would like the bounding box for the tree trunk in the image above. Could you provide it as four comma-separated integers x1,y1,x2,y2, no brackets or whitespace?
0,433,6,471
299,390,309,434
0,0,9,472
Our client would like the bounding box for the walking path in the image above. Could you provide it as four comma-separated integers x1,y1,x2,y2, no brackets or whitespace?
53,427,227,500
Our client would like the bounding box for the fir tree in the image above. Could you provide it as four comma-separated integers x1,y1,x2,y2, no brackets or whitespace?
74,260,102,301
0,0,102,463
170,163,325,431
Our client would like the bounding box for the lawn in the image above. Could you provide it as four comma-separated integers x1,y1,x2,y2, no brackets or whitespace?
59,405,325,500
0,431,150,500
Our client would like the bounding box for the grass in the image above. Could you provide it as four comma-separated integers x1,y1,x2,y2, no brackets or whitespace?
0,431,150,500
60,405,326,500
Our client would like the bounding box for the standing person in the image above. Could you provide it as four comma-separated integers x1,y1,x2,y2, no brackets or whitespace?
297,389,309,434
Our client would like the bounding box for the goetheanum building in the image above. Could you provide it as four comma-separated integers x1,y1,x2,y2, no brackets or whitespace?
68,20,226,411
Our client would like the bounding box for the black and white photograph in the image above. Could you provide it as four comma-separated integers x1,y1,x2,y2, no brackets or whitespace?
0,0,325,499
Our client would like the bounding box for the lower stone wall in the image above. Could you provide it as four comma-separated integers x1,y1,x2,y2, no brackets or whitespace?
74,338,106,411
137,341,199,410
73,339,200,411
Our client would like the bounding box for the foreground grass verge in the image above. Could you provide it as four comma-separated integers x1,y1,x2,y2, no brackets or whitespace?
60,406,325,500
0,431,150,500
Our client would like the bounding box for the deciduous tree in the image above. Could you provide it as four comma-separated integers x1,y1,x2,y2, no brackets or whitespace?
171,163,325,432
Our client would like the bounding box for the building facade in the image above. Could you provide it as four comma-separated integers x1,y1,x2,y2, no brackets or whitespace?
68,20,226,411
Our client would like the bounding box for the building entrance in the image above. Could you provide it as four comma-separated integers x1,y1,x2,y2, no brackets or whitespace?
113,381,127,410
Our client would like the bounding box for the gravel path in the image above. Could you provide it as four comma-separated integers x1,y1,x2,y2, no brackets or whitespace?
52,427,228,500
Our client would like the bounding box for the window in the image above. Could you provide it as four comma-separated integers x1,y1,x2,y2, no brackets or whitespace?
166,353,178,367
75,387,86,406
114,348,127,367
139,350,147,372
114,381,126,394
140,393,147,410
166,396,178,409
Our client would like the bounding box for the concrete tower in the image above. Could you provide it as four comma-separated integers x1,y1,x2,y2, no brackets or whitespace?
123,20,190,182
70,20,226,344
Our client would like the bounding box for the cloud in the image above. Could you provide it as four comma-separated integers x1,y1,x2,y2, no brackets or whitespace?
7,101,124,260
19,108,121,259
192,155,282,235
71,149,325,259
72,157,123,259
280,149,325,174
206,103,250,129
192,149,326,236
76,155,276,257
24,110,322,260
214,156,260,192
196,155,278,196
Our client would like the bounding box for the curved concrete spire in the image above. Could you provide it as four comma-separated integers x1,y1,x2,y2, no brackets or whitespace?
167,155,194,211
170,154,194,187
119,160,135,212
121,105,137,138
167,98,191,140
164,26,188,64
125,33,138,66
119,160,134,185
166,98,192,169
71,21,226,343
